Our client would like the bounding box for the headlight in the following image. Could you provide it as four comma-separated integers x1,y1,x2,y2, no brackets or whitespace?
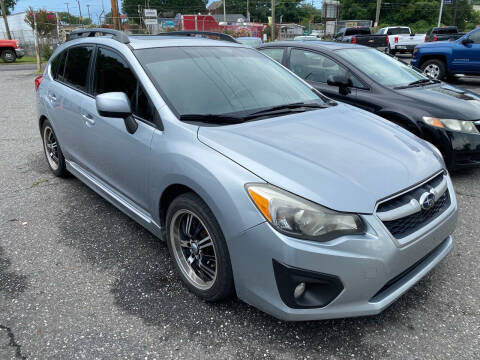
246,184,365,242
422,117,479,134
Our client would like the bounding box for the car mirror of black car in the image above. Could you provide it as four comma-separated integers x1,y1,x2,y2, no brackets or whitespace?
96,92,137,134
327,75,353,96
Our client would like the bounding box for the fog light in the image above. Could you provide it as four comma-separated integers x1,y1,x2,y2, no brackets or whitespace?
294,282,306,299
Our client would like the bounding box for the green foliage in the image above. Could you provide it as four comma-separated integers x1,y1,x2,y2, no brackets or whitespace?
121,0,208,23
0,0,16,16
340,0,480,32
57,11,92,25
41,45,53,60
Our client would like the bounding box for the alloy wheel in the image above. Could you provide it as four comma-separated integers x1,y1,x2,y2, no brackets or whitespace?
43,126,59,171
169,210,217,290
424,64,440,79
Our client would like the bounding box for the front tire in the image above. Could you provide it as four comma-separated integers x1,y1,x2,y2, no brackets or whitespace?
166,192,234,301
421,59,446,80
1,49,16,63
41,120,67,177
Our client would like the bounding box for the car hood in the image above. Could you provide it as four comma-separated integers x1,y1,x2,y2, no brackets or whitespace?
397,83,480,120
198,104,443,214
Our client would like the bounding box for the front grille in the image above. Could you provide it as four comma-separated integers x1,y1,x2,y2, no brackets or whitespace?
376,172,451,239
383,191,450,238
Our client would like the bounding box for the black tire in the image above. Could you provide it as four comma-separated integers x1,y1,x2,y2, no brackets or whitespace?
388,46,396,56
41,119,67,177
166,192,234,301
421,59,446,80
1,49,16,63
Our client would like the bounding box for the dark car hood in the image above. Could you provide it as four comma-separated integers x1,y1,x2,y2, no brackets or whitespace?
198,104,443,214
397,83,480,120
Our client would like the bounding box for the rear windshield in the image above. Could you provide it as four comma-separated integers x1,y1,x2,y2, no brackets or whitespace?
434,27,458,34
387,27,410,35
135,46,324,117
344,28,371,36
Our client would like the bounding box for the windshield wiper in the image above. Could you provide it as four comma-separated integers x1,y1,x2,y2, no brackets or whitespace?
244,102,327,119
394,78,440,89
179,114,245,124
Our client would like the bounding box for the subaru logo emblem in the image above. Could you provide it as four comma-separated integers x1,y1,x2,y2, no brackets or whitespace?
420,192,436,211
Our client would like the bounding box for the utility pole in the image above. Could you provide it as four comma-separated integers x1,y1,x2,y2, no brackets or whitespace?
64,2,70,15
0,0,12,39
247,0,249,22
86,4,91,21
223,0,226,23
33,11,41,72
111,0,120,30
437,0,444,27
98,0,105,25
76,0,82,22
271,0,275,41
453,0,459,26
56,12,61,43
374,0,381,29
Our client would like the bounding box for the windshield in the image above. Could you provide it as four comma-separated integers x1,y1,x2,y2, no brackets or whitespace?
135,46,324,117
337,48,428,88
237,38,261,47
387,27,410,35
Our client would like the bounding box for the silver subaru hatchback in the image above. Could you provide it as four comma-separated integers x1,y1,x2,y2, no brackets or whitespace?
35,29,457,321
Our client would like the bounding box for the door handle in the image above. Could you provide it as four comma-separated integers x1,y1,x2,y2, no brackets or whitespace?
82,114,95,126
48,93,57,102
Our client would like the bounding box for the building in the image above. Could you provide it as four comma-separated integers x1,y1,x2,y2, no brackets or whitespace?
0,12,34,43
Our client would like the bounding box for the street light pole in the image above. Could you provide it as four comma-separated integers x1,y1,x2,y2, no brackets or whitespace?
76,0,82,22
271,0,275,41
223,0,226,23
86,4,91,21
437,0,444,27
374,0,381,29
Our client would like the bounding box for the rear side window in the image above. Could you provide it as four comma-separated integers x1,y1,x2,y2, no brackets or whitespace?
63,46,93,91
259,48,284,63
51,51,66,79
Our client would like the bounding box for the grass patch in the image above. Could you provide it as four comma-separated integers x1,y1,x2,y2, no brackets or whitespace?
1,56,39,65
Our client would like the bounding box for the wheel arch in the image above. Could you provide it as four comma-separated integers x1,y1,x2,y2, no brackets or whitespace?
377,111,423,137
159,183,199,230
418,54,447,68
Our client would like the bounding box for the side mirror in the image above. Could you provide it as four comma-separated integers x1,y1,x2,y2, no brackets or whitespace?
411,33,416,36
96,92,138,134
327,75,353,96
462,38,474,46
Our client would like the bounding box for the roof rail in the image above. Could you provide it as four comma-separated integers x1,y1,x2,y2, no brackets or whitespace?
67,28,130,44
156,31,238,43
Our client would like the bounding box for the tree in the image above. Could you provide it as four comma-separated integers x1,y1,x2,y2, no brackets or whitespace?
121,0,208,23
24,7,57,37
340,0,479,32
0,0,16,16
57,11,92,25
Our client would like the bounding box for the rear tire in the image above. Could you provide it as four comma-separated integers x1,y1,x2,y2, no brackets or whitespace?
41,120,67,177
1,49,16,63
388,46,396,56
166,192,234,301
421,59,446,80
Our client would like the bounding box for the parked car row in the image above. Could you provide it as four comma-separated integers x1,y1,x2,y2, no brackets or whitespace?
35,29,467,322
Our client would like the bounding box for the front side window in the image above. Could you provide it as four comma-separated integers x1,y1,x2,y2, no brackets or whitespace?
468,30,480,44
337,48,427,88
259,48,285,63
93,47,155,123
63,46,93,91
135,46,324,117
289,49,365,88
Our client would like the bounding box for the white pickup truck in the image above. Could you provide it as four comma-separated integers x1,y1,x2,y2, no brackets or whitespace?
376,26,425,55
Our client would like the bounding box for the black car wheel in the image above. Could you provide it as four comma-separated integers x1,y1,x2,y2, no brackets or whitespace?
1,49,16,63
166,192,235,301
41,120,67,177
421,59,446,80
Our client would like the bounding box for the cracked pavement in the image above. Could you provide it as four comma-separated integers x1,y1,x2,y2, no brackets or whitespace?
0,67,479,359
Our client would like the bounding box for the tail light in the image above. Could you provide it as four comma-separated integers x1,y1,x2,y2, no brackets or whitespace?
385,36,389,45
34,75,43,91
352,36,357,44
15,40,19,48
394,36,399,43
433,35,438,41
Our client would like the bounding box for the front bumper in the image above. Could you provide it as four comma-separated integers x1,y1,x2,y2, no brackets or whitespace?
15,48,25,58
229,180,457,321
448,128,480,169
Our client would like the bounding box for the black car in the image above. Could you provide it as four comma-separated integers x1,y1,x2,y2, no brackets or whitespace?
257,41,480,170
424,26,463,42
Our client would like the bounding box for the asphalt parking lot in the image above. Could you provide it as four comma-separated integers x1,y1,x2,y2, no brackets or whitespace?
0,66,479,360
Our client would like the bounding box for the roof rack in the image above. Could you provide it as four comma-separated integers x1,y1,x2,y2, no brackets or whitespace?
67,28,130,44
156,31,238,43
